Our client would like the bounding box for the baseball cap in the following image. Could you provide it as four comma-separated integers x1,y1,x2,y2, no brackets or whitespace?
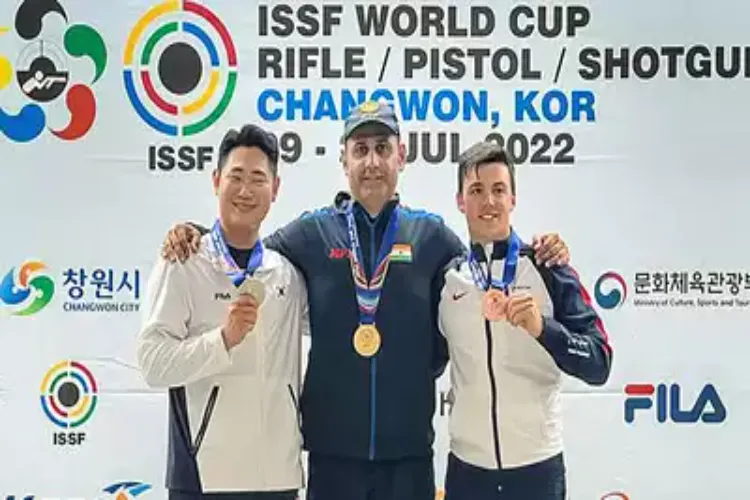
341,99,400,142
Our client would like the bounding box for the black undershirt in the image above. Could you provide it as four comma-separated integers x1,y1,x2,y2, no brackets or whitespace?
228,246,251,269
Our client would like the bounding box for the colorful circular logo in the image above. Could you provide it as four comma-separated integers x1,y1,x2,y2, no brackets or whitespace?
122,0,237,137
0,261,55,316
40,360,98,429
594,271,628,309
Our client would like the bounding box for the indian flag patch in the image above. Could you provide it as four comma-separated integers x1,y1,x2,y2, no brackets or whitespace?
390,244,412,263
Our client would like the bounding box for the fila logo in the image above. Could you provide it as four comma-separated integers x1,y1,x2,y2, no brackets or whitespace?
214,292,231,301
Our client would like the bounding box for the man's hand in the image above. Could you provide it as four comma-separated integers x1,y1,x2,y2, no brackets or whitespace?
506,292,543,338
532,233,569,267
222,294,259,350
162,223,201,263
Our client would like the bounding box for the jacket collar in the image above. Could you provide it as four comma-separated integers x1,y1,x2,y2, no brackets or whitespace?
469,229,516,262
333,191,400,219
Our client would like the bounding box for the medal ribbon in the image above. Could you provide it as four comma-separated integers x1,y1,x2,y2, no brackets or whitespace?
211,219,264,287
345,204,401,325
468,230,521,292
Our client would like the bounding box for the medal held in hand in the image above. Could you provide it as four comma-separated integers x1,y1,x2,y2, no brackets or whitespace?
211,220,265,304
345,204,401,358
238,276,266,305
469,230,521,322
482,288,507,321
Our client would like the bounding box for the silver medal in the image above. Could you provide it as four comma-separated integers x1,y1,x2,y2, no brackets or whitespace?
238,277,265,305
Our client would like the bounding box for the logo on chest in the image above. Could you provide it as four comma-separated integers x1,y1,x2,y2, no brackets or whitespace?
328,248,350,259
214,287,287,302
328,244,413,263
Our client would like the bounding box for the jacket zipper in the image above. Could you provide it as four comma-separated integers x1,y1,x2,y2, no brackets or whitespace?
192,385,220,456
259,329,266,486
484,258,502,469
368,221,377,460
484,318,502,469
288,384,302,433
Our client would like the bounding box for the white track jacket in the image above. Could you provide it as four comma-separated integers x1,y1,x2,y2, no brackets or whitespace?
136,233,308,493
438,239,613,471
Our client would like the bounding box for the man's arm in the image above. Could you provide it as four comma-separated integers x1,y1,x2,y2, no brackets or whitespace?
537,264,613,386
136,257,232,388
431,222,467,378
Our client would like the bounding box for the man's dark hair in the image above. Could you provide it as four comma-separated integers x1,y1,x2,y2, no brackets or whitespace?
456,140,516,195
216,124,279,176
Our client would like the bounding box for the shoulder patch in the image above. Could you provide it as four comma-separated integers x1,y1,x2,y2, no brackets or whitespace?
400,206,444,224
298,206,335,220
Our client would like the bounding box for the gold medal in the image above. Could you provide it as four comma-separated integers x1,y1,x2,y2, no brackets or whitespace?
482,289,507,321
353,324,381,357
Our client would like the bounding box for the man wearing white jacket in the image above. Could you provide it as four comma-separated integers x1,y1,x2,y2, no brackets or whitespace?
438,140,613,499
136,124,306,500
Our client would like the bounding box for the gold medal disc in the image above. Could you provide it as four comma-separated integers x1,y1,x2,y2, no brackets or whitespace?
353,324,381,357
482,289,507,321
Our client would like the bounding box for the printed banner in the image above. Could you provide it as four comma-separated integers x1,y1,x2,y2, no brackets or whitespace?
1,1,748,498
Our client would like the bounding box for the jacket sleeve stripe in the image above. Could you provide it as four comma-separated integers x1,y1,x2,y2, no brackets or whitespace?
567,265,612,354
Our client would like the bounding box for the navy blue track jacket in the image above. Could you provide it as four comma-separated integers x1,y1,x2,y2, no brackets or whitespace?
263,192,464,461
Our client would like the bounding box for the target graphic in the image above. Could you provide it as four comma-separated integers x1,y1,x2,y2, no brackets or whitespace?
40,360,98,429
122,0,237,137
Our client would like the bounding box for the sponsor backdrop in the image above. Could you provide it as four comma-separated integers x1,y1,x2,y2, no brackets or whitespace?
0,0,748,498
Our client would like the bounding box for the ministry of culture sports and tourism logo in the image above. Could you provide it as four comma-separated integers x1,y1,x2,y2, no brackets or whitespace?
123,0,237,137
40,359,98,429
0,260,54,316
594,271,627,310
0,0,107,142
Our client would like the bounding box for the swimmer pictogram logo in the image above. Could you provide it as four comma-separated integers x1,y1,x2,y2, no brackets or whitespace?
0,0,108,142
123,0,238,137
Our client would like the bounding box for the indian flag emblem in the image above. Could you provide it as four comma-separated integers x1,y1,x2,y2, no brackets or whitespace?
390,244,412,263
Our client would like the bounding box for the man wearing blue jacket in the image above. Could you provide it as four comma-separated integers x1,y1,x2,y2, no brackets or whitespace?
160,101,571,500
438,140,613,499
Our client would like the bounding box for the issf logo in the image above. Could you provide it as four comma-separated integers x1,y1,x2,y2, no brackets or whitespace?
0,0,107,142
624,382,727,424
594,271,627,309
40,360,98,446
123,0,237,172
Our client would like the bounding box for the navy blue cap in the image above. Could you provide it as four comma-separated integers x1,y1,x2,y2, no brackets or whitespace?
341,100,400,142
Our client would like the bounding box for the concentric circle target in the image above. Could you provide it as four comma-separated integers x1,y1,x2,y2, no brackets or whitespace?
122,0,237,137
40,360,98,429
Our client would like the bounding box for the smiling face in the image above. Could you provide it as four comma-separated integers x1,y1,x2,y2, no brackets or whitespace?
212,145,279,236
342,124,405,214
457,159,516,244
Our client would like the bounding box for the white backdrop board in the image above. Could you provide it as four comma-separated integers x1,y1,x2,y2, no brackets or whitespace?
1,0,749,498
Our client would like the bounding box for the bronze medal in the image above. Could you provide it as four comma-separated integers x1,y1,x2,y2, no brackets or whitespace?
482,289,507,321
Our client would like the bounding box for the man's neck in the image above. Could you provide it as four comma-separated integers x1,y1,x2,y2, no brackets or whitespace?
470,226,511,246
220,221,259,249
356,196,390,218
